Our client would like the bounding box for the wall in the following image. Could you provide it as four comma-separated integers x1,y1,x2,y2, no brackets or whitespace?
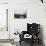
8,0,46,44
0,0,46,46
0,0,8,3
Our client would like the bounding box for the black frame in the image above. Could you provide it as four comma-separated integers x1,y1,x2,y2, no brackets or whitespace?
14,10,27,19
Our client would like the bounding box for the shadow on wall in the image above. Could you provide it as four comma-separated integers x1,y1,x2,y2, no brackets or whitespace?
40,25,45,46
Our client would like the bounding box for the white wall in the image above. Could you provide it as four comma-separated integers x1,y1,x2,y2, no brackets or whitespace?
0,0,8,3
8,0,46,46
0,0,46,46
8,0,45,40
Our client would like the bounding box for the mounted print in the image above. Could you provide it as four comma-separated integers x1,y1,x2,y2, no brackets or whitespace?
14,10,27,19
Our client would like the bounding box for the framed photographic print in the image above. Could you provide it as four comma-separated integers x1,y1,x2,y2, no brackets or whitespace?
14,10,27,19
